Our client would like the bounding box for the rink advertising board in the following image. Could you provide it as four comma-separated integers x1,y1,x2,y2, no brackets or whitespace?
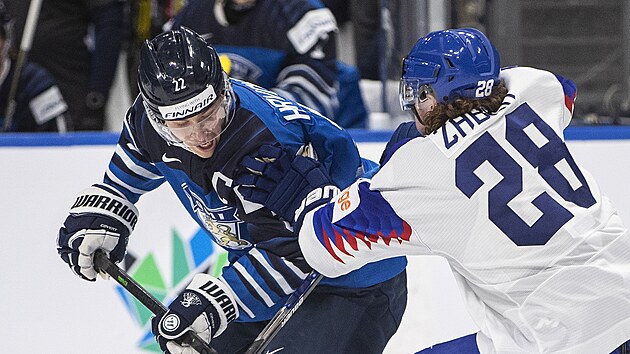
1,128,629,353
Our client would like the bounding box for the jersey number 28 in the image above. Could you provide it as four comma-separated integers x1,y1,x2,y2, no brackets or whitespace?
455,103,596,246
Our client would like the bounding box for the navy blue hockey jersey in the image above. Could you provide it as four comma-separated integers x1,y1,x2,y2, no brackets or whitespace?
168,0,368,128
103,79,405,321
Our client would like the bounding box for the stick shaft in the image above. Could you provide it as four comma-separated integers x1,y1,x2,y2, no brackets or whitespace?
21,0,43,51
244,271,324,354
2,0,43,131
93,251,218,354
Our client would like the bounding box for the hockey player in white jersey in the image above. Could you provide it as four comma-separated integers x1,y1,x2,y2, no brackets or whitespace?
235,28,630,353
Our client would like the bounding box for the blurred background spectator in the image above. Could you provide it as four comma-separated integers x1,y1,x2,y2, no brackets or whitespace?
5,0,125,131
163,0,369,128
455,0,630,126
3,0,629,132
124,0,184,100
322,0,401,81
334,0,630,128
321,0,406,129
0,0,69,132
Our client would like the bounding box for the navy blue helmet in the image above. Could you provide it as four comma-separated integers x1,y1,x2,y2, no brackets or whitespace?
138,26,233,148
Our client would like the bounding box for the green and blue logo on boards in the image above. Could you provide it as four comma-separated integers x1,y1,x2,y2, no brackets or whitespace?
115,227,228,352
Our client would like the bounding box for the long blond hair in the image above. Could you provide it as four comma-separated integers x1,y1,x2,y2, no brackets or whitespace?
423,80,509,134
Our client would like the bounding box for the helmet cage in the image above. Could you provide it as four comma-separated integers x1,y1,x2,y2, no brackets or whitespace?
399,57,440,110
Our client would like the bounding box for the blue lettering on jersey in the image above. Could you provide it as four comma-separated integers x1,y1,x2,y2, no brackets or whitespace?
442,110,493,149
239,80,311,121
506,104,596,208
182,183,252,250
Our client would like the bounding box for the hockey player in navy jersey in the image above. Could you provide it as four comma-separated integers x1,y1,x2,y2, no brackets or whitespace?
236,28,630,353
0,0,68,132
56,27,406,354
165,0,368,129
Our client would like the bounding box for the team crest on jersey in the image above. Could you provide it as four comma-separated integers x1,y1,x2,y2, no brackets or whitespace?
182,183,252,250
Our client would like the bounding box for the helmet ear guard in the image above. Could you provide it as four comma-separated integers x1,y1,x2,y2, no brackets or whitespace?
399,28,500,107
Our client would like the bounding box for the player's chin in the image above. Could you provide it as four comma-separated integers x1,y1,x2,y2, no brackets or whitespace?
189,139,217,158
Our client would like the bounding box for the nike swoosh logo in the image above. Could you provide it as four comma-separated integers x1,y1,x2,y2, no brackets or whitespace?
265,348,284,354
162,153,181,164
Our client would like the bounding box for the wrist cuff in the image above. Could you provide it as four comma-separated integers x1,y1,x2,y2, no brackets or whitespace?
69,185,138,233
188,273,239,337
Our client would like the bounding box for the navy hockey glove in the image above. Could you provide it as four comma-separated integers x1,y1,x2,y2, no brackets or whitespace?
235,144,339,230
152,274,238,353
57,185,138,281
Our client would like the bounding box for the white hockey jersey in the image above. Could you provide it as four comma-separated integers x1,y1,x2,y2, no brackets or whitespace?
299,67,630,353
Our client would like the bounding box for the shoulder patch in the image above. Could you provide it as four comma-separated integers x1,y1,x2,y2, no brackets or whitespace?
29,86,68,124
332,179,364,223
287,8,337,54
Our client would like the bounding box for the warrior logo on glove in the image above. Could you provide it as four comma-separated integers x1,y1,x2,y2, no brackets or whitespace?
57,184,139,281
152,274,239,353
71,190,138,228
235,144,339,231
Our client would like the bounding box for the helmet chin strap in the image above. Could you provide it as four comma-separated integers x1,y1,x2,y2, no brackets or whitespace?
411,105,422,124
411,99,436,135
411,105,426,135
412,102,433,125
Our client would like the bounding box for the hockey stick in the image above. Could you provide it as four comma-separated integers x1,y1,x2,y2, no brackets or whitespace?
378,0,393,115
93,250,219,354
2,0,42,131
244,271,324,354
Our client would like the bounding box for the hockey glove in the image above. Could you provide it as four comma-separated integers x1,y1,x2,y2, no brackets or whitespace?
57,185,138,281
235,144,339,230
152,274,238,353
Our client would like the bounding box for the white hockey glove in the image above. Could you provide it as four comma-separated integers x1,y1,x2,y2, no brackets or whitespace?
152,274,239,353
57,185,138,281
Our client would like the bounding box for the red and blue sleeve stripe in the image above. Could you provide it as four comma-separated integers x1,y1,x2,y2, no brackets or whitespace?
554,74,577,114
311,183,412,264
